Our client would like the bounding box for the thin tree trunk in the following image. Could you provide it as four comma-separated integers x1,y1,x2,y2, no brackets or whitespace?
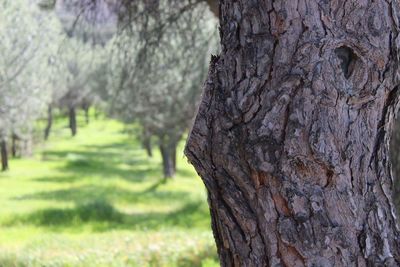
69,107,77,137
159,142,176,179
44,105,53,140
143,137,153,158
22,135,33,157
172,145,176,174
1,139,8,171
11,133,18,158
84,106,90,125
142,128,153,157
186,1,400,266
94,108,100,120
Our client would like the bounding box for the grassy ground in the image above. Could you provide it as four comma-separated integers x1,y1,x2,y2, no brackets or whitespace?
0,112,218,267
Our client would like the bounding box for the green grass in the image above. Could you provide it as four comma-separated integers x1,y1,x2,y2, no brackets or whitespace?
0,112,218,267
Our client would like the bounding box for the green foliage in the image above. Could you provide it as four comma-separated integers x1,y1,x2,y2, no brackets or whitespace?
0,115,217,266
106,2,219,150
56,37,109,109
0,0,62,139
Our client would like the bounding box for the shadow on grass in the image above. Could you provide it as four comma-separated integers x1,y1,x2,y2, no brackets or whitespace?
34,175,81,184
14,183,189,204
40,146,159,183
19,138,209,233
4,199,210,232
42,149,148,167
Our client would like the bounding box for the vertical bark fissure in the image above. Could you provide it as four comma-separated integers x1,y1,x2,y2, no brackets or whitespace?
186,0,400,266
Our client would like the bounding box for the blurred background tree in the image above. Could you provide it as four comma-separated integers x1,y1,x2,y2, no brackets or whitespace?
56,39,108,136
44,0,219,178
0,0,62,170
106,4,218,178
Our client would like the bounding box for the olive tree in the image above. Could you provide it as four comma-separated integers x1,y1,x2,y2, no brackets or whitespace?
107,3,217,178
56,38,107,136
39,0,219,178
0,0,61,170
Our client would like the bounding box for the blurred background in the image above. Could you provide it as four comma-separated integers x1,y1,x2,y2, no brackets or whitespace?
2,1,400,266
0,0,220,266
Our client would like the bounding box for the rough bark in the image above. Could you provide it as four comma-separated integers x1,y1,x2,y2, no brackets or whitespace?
186,0,400,266
1,139,8,172
69,107,77,137
44,105,53,140
391,117,400,217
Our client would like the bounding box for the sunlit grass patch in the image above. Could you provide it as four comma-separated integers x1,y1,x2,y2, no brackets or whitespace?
0,113,217,266
0,231,218,267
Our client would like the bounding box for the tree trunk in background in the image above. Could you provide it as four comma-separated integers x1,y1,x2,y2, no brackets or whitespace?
94,108,100,120
44,105,53,140
142,128,153,157
1,140,8,171
172,147,176,173
11,133,18,158
69,107,77,137
84,106,90,125
143,137,153,158
159,142,176,179
22,136,33,157
391,117,400,217
186,1,400,266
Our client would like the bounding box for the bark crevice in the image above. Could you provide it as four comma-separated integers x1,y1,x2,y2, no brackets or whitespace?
187,1,400,265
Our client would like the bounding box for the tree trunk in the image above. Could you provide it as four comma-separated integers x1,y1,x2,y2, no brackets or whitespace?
69,107,77,137
172,146,176,173
84,106,90,125
1,139,8,171
143,137,153,158
142,128,153,157
159,142,176,179
94,108,100,120
11,133,18,158
185,1,400,266
44,105,53,140
21,135,33,157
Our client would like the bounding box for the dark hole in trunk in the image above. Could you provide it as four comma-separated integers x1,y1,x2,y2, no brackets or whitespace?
335,46,358,79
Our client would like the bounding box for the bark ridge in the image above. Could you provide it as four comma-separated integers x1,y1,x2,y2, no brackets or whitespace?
186,0,400,266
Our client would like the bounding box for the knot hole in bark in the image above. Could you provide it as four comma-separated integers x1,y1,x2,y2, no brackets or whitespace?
335,46,358,79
